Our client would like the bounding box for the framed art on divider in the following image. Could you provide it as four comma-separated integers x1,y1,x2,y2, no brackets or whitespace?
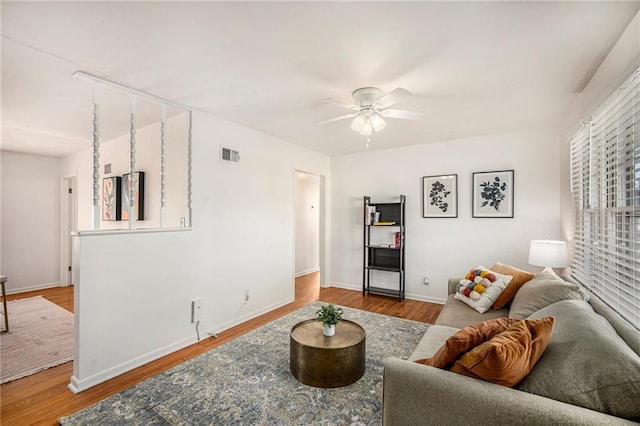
423,174,458,218
102,176,121,221
121,171,145,221
472,170,514,218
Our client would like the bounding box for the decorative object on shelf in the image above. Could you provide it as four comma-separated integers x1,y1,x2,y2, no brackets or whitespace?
363,195,406,300
472,170,514,218
121,171,145,221
102,176,121,221
528,240,568,273
423,174,458,218
316,304,344,337
365,205,376,225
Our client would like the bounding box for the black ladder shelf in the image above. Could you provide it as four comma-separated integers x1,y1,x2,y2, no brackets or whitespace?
363,195,406,300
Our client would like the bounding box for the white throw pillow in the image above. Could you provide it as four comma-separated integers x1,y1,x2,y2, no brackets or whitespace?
453,265,512,313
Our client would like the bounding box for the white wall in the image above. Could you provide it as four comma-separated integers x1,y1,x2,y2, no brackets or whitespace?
330,127,563,304
1,151,61,292
69,110,330,392
294,171,320,276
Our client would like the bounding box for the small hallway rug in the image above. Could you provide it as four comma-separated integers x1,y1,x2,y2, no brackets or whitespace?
60,302,429,425
0,295,74,383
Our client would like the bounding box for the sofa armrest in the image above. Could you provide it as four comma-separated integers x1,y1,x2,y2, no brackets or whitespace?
382,358,633,425
448,277,462,295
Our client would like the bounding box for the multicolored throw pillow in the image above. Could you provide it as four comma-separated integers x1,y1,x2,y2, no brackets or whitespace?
453,265,512,313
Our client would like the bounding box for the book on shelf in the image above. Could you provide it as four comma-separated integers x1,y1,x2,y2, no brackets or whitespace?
365,206,376,225
373,221,396,225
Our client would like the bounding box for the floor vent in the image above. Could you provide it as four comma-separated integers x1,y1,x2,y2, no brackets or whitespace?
220,146,240,164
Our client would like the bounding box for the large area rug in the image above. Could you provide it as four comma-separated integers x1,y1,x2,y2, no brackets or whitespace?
60,302,429,425
0,295,74,383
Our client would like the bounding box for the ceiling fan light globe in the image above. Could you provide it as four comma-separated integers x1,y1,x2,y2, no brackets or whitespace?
370,113,386,132
351,114,366,132
359,119,373,136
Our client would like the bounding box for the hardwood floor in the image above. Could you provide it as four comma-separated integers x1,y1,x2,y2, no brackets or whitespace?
0,273,442,425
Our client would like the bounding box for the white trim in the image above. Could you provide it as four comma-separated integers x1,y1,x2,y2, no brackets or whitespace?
74,227,191,237
73,71,190,112
69,333,199,393
68,295,294,393
201,296,295,338
6,282,62,295
328,281,446,305
295,267,319,278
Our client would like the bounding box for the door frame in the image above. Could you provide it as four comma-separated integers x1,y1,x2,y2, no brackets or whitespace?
293,168,328,289
60,173,78,286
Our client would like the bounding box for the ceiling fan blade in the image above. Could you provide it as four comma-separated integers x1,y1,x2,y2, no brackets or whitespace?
317,113,358,125
379,109,423,120
374,87,412,109
324,98,359,110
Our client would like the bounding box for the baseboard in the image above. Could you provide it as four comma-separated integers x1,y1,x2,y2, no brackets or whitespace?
5,281,62,295
295,267,319,278
67,295,295,394
68,333,200,393
329,281,360,291
202,296,295,337
328,282,445,305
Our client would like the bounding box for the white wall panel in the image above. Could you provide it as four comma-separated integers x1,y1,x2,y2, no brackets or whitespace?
330,127,563,303
1,151,61,292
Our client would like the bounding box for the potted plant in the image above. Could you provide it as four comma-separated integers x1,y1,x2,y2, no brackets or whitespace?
316,304,344,337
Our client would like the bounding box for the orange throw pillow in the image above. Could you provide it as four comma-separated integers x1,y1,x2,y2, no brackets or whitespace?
450,317,555,387
415,318,520,369
491,262,535,310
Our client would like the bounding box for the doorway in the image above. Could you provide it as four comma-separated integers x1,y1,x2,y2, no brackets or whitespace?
60,174,77,286
293,170,324,300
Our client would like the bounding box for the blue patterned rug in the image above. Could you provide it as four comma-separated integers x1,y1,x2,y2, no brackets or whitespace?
59,302,429,425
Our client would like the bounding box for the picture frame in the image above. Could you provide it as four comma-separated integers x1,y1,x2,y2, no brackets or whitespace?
472,170,514,218
102,176,121,221
121,171,145,221
423,174,458,218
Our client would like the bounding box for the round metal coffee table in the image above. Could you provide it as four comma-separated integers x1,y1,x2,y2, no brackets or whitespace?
290,319,366,388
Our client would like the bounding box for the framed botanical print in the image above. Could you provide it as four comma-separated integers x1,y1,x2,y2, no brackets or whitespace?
423,174,458,218
102,176,121,221
472,170,514,218
121,171,145,221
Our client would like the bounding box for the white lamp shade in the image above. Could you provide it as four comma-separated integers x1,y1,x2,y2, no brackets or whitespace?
528,240,568,268
370,112,387,132
359,118,373,136
351,114,366,132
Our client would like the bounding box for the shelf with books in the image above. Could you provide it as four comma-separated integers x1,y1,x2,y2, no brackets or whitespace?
363,195,405,301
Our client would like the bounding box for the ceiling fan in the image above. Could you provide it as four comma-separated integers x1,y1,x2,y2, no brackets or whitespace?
317,87,422,137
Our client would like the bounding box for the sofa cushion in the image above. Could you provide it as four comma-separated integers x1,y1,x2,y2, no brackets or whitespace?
436,294,509,329
508,271,589,319
449,317,555,387
453,266,512,313
409,325,459,361
520,299,640,420
490,262,535,310
416,318,519,369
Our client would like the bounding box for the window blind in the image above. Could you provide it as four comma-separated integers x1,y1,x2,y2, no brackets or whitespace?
570,67,640,329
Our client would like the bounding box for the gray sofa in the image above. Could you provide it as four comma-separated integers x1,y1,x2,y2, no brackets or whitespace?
382,272,640,425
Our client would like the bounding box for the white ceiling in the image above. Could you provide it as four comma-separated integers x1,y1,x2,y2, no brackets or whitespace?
2,1,639,158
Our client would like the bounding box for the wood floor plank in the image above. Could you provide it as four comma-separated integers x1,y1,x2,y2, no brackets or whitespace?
0,273,442,425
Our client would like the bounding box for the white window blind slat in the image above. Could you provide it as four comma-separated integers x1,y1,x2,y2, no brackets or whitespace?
570,67,640,330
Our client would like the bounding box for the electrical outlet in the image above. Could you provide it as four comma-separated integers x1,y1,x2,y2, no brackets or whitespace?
243,289,250,302
191,298,204,323
423,277,430,285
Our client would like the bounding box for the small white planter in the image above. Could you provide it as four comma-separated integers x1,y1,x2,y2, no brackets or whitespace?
323,323,336,337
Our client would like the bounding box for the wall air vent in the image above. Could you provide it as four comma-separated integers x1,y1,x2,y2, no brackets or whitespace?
220,146,240,164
